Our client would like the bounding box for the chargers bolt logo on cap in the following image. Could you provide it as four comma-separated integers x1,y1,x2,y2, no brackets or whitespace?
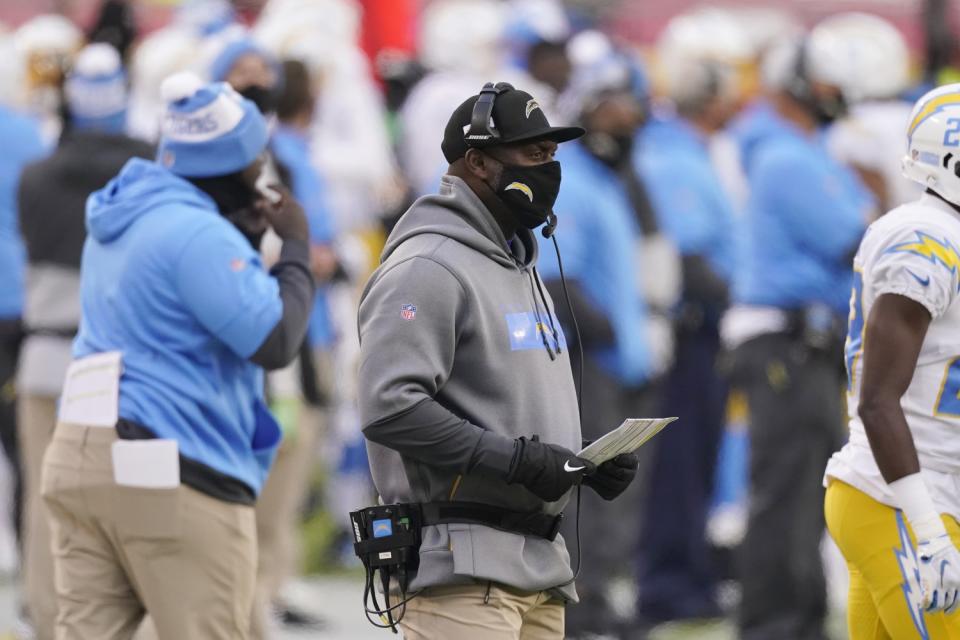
525,99,540,118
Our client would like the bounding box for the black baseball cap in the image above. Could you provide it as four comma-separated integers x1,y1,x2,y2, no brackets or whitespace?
441,83,585,163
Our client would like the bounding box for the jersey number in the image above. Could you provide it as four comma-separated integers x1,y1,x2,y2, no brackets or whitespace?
936,358,960,416
944,118,960,147
845,270,865,391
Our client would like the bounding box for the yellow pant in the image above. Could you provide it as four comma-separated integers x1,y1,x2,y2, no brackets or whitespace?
825,479,960,639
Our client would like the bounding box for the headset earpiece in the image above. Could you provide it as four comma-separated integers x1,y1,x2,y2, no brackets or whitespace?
787,38,812,104
465,82,513,145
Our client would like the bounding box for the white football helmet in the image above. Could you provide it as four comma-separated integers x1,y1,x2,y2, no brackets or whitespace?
811,12,909,102
902,83,960,205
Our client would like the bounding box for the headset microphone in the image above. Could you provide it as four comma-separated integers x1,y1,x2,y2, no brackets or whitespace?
541,213,558,239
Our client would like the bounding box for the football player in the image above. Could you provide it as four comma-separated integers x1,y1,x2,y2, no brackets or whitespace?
825,83,960,638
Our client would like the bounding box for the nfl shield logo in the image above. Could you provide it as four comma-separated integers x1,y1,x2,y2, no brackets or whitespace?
400,304,417,320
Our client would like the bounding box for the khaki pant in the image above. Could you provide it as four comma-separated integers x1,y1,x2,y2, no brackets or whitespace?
17,393,58,640
251,402,322,638
42,423,257,640
399,583,565,640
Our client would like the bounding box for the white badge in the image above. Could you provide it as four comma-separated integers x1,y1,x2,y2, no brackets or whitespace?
111,439,180,489
58,351,123,427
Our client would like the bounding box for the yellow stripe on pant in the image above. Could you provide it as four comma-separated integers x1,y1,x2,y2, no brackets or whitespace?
825,479,960,639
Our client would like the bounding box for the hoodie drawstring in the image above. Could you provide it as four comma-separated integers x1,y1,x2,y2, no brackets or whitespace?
532,266,563,356
527,267,561,361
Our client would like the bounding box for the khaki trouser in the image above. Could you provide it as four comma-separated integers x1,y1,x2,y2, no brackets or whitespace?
399,583,565,640
41,423,257,640
17,394,58,640
251,402,322,638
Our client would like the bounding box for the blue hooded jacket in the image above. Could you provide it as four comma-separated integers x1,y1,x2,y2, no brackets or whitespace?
271,125,336,349
0,107,46,319
537,143,652,385
732,110,870,313
638,116,736,282
74,158,283,494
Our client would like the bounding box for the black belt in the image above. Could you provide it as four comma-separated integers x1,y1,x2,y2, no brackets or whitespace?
26,327,77,339
420,501,563,541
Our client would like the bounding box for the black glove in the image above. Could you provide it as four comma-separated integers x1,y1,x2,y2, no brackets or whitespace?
506,436,595,502
583,453,639,501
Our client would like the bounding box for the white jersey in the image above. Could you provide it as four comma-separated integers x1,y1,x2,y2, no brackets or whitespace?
825,193,960,519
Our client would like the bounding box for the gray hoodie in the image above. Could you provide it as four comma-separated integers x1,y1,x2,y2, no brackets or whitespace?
358,175,582,600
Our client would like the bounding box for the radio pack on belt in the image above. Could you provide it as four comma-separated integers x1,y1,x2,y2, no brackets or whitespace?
349,504,421,633
349,500,569,632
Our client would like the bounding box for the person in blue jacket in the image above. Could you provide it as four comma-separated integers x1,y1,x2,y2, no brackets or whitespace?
258,58,341,636
724,37,872,640
0,101,45,572
537,57,657,638
40,73,314,639
635,56,738,625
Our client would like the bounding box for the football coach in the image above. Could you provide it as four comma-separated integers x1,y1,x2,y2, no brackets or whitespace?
357,82,643,639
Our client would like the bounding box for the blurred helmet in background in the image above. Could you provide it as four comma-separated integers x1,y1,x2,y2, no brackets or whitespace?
562,30,648,121
657,9,753,67
14,15,82,112
256,0,360,53
419,0,507,75
720,7,803,62
656,8,754,107
902,83,960,205
761,25,858,124
810,12,909,102
254,0,361,83
503,0,570,68
129,26,201,140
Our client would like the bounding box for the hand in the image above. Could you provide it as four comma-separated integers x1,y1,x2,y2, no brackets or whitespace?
310,244,338,283
506,437,595,503
583,453,639,501
918,535,960,612
260,185,309,243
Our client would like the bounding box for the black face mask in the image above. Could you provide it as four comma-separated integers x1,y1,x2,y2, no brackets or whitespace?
811,92,848,126
188,172,266,248
582,131,634,170
488,159,562,230
238,84,277,116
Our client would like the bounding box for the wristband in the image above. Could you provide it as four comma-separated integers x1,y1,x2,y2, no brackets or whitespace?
889,472,948,541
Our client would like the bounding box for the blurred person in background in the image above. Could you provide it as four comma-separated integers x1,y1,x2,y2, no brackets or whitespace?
256,58,343,636
41,73,313,639
536,50,672,639
208,39,333,636
127,0,237,141
634,54,739,628
653,8,757,212
254,0,403,556
15,43,153,640
502,0,572,124
825,13,921,213
722,30,872,640
86,0,138,63
255,0,397,236
209,37,281,118
0,37,46,617
399,0,511,196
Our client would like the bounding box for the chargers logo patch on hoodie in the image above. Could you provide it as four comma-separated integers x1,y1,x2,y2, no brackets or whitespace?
506,312,566,352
